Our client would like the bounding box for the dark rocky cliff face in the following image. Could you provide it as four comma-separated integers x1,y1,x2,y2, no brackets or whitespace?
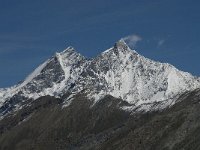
0,89,200,150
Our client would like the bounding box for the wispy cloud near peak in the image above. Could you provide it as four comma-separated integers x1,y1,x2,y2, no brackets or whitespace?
122,34,142,48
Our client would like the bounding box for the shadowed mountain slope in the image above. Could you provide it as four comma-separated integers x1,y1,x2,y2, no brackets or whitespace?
0,89,200,150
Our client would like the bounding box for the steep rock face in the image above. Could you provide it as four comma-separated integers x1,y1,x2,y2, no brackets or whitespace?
0,40,200,117
73,40,200,110
0,47,86,116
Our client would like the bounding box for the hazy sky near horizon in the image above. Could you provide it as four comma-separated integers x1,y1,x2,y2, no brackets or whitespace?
0,0,200,87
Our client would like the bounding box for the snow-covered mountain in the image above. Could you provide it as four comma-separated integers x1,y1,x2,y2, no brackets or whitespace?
0,40,200,116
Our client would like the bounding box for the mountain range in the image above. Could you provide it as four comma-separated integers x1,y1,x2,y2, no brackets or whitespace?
0,40,200,150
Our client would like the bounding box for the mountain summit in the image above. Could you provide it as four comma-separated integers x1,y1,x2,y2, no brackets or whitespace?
0,40,200,117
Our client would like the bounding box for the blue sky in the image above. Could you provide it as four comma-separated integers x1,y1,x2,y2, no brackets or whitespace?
0,0,200,87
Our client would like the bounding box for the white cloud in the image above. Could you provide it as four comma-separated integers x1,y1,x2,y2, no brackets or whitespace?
122,34,142,48
157,39,165,47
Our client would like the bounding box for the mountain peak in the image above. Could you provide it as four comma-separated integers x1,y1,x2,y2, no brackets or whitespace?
104,39,138,57
114,39,129,50
55,46,85,64
58,46,76,55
